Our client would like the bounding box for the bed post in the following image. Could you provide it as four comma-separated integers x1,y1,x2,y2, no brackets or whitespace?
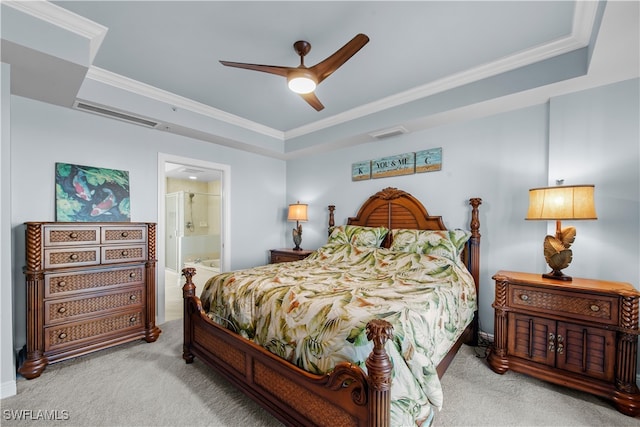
328,205,335,235
366,319,393,427
182,267,196,364
468,198,482,346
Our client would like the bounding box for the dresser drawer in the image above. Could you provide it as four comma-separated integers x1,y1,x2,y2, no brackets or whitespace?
44,226,101,247
44,247,100,269
45,287,144,325
101,245,146,264
102,226,146,244
510,285,618,325
45,310,144,351
45,265,144,297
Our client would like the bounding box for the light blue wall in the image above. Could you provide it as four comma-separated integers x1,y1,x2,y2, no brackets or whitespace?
8,95,287,355
3,78,639,396
287,104,549,336
287,78,640,344
548,79,640,285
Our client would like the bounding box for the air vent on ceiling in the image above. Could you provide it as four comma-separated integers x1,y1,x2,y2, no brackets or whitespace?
73,101,161,128
369,126,409,140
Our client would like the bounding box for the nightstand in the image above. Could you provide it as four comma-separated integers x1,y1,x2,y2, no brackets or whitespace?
270,248,313,264
487,270,640,417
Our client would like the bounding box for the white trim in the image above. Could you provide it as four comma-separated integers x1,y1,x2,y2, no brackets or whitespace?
4,0,108,63
478,330,494,342
285,1,597,140
156,153,231,325
86,67,284,140
14,0,598,141
1,380,17,399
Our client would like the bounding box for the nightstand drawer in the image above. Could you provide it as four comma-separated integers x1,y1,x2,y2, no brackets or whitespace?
510,285,617,325
45,287,144,325
272,253,301,263
270,248,313,264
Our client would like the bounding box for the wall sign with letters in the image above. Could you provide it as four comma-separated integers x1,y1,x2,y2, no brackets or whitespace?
352,147,442,181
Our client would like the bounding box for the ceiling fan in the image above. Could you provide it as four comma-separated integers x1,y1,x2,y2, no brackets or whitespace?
219,33,369,111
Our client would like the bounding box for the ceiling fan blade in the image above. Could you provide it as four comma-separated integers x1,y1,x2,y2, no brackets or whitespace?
219,61,291,78
310,34,369,84
300,92,324,111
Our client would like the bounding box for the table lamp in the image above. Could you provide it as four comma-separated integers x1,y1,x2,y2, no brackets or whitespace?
525,184,597,281
287,202,308,251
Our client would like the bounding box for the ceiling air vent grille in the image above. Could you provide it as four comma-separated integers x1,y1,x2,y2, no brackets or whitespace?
73,101,160,128
369,126,409,140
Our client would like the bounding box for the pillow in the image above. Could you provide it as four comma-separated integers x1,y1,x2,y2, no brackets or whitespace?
389,229,471,259
327,225,389,248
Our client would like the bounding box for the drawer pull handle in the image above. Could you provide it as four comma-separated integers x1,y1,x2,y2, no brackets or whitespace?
69,232,78,239
129,272,136,278
58,307,67,313
121,232,128,237
57,281,66,287
70,254,79,260
129,316,137,323
556,334,564,354
590,304,600,312
58,332,67,339
520,294,529,302
130,295,137,301
122,251,128,257
548,333,555,352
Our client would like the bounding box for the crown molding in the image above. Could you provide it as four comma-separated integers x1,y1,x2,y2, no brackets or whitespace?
284,1,599,140
4,0,108,63
11,0,599,145
86,67,284,140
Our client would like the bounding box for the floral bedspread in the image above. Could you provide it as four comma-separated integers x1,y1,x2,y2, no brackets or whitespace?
200,243,477,426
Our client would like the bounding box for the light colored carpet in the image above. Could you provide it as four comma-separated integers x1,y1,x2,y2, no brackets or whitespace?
2,320,638,427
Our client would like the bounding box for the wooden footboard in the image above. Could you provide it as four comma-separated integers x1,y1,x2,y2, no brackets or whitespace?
182,267,393,427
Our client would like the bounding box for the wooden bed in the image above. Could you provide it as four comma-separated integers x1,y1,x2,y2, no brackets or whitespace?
182,187,482,427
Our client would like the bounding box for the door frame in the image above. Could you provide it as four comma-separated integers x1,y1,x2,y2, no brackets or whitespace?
156,152,231,324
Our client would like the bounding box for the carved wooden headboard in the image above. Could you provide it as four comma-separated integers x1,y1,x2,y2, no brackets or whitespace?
327,187,482,305
329,187,451,247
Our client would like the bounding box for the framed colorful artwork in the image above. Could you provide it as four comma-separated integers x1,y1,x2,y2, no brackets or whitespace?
55,163,131,222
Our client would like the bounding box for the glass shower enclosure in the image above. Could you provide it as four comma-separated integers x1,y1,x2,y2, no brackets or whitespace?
165,191,222,287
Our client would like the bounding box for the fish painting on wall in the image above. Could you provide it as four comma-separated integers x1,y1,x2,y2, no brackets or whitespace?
55,163,131,222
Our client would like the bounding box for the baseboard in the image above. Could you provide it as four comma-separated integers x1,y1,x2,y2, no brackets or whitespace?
478,330,494,343
1,379,17,398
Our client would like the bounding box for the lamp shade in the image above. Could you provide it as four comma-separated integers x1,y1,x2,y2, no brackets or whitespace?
287,203,308,222
525,185,597,220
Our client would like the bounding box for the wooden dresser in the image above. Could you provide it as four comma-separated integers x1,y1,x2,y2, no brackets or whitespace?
269,248,313,264
488,270,640,416
18,222,162,379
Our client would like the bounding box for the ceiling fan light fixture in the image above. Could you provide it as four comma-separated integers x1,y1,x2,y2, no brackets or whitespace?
287,70,317,94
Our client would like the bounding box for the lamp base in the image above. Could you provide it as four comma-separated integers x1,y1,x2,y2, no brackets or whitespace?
292,246,303,251
543,271,573,281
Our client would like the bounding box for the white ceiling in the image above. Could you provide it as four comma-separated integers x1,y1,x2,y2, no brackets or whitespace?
2,1,639,159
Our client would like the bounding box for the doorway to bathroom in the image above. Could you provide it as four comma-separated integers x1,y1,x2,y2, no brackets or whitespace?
157,153,230,323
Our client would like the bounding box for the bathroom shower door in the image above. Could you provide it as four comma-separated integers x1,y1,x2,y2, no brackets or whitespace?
165,192,179,272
